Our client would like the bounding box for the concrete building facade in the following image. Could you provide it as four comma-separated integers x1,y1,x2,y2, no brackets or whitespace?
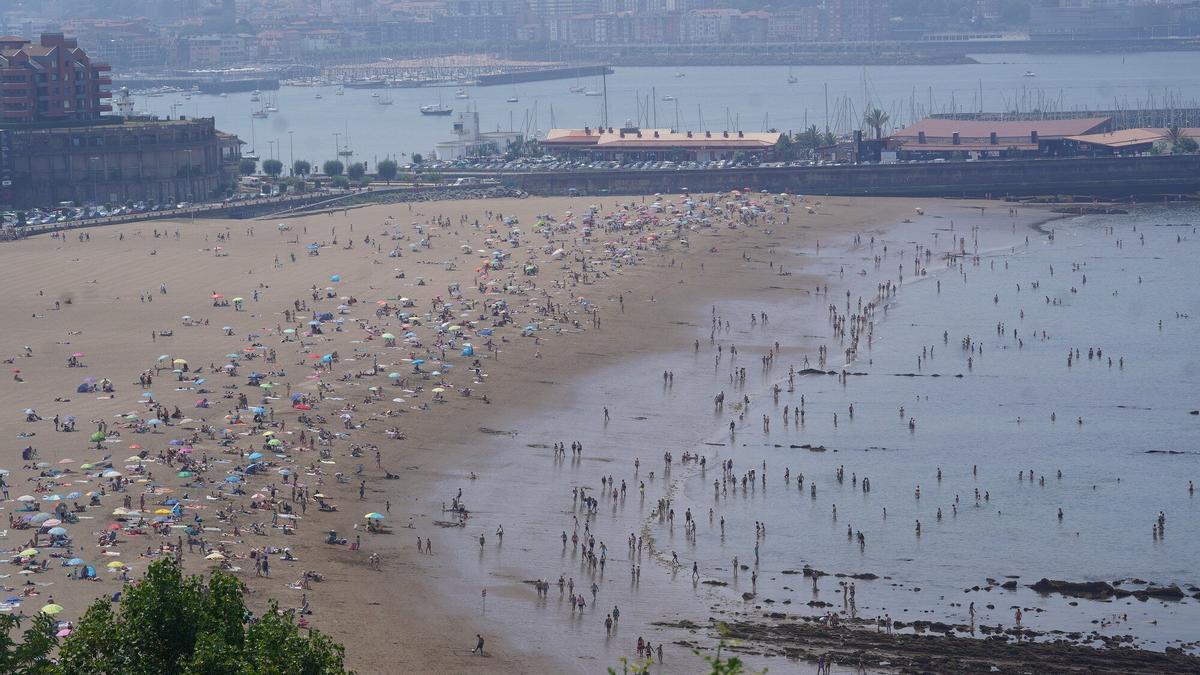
0,117,241,208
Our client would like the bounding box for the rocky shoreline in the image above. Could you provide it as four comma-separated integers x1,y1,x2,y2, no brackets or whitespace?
660,616,1200,673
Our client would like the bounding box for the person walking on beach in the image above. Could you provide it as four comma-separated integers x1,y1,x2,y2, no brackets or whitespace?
471,633,485,655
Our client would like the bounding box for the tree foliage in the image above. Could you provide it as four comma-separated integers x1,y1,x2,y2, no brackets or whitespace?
322,160,345,176
293,160,312,176
1165,125,1198,153
346,162,366,181
864,107,890,140
262,159,284,177
238,158,258,176
375,159,398,183
0,558,346,674
0,614,59,675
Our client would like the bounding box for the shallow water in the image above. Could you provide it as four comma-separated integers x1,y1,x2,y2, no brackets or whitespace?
433,203,1200,672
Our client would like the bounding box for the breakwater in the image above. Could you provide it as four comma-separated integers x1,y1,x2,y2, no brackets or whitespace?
476,65,612,86
497,155,1200,199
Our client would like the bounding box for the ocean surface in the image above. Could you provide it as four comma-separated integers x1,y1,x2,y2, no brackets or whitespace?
428,202,1200,673
144,52,1200,164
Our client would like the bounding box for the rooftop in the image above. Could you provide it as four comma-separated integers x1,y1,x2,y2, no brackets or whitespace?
892,117,1111,140
544,127,782,149
1067,127,1200,149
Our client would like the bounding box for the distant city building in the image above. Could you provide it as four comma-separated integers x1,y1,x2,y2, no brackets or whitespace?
1030,1,1172,40
176,34,255,68
0,33,111,124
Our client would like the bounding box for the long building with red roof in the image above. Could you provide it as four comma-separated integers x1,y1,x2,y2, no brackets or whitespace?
886,117,1111,159
542,125,783,162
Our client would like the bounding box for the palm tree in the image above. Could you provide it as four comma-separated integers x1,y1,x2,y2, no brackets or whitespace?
797,125,822,150
1161,124,1190,152
864,107,890,140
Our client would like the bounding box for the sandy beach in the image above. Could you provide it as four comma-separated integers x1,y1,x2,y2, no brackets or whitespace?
2,193,1197,674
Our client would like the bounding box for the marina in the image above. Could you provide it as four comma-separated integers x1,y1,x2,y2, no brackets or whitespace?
136,52,1200,164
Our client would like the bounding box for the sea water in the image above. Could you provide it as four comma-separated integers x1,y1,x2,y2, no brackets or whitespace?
435,203,1200,672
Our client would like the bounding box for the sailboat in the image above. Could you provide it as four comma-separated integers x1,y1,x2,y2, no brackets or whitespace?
244,115,259,160
338,123,354,159
455,88,469,99
264,94,278,113
420,102,452,115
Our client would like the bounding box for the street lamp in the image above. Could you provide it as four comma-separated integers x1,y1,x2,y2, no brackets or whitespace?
183,149,193,202
89,156,100,204
289,131,295,175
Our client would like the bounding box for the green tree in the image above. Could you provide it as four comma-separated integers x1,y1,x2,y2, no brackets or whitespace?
0,613,59,674
998,0,1032,25
331,175,351,189
238,158,258,176
376,159,398,183
864,107,890,140
322,160,344,176
773,130,794,160
293,160,311,176
1166,125,1198,153
347,162,366,181
54,558,347,675
796,125,822,150
410,153,424,165
262,159,283,178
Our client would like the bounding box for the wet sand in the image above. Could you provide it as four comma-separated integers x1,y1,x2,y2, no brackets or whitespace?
0,193,933,672
4,194,1194,674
